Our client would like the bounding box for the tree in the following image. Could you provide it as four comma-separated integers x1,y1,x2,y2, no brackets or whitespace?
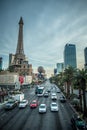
38,66,45,74
75,69,87,117
57,72,64,91
63,66,76,98
37,66,45,82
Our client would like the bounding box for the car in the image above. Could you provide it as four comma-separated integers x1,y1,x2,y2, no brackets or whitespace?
51,93,57,100
30,100,38,108
47,88,51,93
56,89,61,93
39,104,47,113
5,100,18,110
19,99,28,108
71,114,87,130
44,92,49,97
50,102,59,112
59,95,66,103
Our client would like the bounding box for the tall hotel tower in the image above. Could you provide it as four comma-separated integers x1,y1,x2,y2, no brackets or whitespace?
64,44,77,69
9,17,33,76
84,47,87,69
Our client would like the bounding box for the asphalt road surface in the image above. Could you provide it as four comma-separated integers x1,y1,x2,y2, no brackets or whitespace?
0,82,74,130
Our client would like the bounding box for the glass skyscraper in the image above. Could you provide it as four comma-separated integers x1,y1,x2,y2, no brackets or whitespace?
56,63,64,74
84,47,87,69
64,44,77,69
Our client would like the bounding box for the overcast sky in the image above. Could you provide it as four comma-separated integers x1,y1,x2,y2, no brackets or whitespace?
0,0,87,76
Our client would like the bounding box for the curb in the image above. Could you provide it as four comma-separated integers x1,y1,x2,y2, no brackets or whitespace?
67,100,79,115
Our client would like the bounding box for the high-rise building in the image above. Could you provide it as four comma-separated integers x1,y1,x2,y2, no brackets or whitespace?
64,44,77,69
84,47,87,69
9,17,33,76
56,63,64,74
9,53,15,66
0,57,3,70
54,68,57,75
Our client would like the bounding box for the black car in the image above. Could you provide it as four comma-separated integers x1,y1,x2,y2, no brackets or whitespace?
59,95,66,103
71,114,87,130
56,89,61,93
44,92,49,97
5,100,18,110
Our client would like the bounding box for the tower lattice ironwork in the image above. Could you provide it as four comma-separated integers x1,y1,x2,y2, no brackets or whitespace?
9,17,33,76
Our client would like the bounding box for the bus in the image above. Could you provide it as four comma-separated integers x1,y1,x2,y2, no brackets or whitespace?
37,86,44,96
35,86,44,96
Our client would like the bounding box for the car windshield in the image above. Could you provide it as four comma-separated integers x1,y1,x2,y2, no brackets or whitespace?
52,93,56,96
77,118,83,121
61,96,65,99
40,105,45,108
20,101,26,103
8,101,14,104
52,104,57,107
32,101,37,104
45,92,48,94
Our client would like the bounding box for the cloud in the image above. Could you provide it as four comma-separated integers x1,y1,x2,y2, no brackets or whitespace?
0,0,87,75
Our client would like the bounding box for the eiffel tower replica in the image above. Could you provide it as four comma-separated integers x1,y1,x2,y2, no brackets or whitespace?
9,17,33,76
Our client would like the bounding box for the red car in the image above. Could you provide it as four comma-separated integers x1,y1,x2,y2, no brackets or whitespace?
30,100,38,108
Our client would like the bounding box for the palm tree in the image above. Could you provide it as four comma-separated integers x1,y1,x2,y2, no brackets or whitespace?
64,66,76,98
75,69,87,117
73,77,83,112
57,72,65,91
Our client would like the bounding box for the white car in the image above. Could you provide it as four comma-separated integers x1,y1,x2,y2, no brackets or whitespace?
19,99,28,108
39,104,47,113
50,102,59,112
51,93,57,100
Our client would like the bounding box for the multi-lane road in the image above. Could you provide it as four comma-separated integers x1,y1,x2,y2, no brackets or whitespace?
0,81,75,130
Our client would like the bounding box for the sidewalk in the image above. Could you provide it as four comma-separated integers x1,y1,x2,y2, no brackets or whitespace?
68,99,78,114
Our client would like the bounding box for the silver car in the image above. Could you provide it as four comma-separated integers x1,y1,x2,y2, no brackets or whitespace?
50,102,59,112
39,104,47,113
51,93,57,100
19,99,28,108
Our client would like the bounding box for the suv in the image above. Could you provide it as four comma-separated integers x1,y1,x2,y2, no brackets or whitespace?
71,114,87,130
5,100,18,110
59,95,66,103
